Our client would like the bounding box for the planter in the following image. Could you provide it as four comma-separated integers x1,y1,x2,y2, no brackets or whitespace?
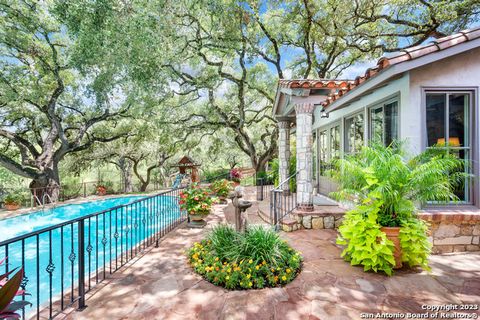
97,190,107,196
381,227,402,269
187,213,209,228
232,181,240,187
4,203,21,211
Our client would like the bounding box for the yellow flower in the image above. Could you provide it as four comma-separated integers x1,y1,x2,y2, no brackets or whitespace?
255,265,260,270
262,261,266,265
286,268,291,273
227,268,231,273
246,274,251,279
226,276,230,280
215,257,219,261
248,282,252,287
282,276,287,281
248,259,253,264
271,268,275,272
274,276,278,282
223,262,227,265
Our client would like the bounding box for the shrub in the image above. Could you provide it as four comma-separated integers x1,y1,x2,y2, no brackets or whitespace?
203,169,230,183
188,225,302,289
210,179,233,198
179,184,215,216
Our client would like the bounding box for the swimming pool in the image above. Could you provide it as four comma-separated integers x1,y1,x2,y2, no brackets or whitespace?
0,192,185,319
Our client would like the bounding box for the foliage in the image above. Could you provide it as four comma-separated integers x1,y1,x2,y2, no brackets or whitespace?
179,184,215,216
0,259,30,320
337,203,396,275
188,225,302,289
333,143,459,274
267,156,296,191
330,143,465,227
229,168,242,182
210,179,233,198
399,218,431,270
202,168,230,183
2,194,23,206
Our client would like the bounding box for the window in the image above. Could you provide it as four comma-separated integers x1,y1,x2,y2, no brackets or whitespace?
426,92,472,203
318,123,340,176
345,113,364,153
369,101,398,146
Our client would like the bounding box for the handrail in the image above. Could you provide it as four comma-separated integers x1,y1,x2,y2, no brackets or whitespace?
273,171,299,191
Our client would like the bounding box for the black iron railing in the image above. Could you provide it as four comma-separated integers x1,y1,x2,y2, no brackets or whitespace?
255,178,274,201
270,172,297,229
0,188,185,320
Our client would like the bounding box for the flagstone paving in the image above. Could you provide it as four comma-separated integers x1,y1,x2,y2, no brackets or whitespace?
65,203,480,320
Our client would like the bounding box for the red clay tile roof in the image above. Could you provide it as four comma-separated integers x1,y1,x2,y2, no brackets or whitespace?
320,26,480,108
278,79,354,89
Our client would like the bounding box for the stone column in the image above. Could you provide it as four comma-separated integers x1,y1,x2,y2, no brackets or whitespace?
295,103,314,211
277,120,291,192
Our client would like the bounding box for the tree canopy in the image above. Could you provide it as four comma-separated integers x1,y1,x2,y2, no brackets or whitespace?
0,0,479,190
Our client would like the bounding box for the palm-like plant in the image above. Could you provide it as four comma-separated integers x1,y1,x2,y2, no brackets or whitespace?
330,142,466,226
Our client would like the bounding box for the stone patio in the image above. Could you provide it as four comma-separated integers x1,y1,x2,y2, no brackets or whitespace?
63,203,480,320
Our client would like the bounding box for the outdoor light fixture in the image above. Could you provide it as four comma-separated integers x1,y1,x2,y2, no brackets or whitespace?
320,107,329,118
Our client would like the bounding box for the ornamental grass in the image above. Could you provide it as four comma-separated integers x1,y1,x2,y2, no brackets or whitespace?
187,225,302,289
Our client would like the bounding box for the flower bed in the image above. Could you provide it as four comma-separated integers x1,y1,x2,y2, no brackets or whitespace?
187,225,302,289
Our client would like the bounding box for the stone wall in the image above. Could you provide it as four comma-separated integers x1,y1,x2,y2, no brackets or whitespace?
418,211,480,254
281,207,345,232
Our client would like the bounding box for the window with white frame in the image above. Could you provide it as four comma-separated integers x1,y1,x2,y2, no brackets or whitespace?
318,123,340,176
345,112,364,154
369,100,399,146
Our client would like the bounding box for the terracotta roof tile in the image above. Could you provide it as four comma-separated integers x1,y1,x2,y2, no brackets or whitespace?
320,26,480,108
278,79,354,89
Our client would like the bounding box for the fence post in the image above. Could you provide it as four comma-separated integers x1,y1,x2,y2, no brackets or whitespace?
83,183,86,198
77,219,87,310
272,191,278,228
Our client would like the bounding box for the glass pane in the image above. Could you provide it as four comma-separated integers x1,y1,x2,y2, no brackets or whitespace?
426,93,446,147
450,149,469,202
346,113,364,153
330,125,340,160
370,107,383,144
319,130,327,175
312,132,317,180
448,94,469,147
384,101,398,145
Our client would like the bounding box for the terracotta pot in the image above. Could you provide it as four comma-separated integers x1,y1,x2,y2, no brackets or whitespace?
5,203,20,211
97,190,107,196
233,181,240,187
381,227,402,269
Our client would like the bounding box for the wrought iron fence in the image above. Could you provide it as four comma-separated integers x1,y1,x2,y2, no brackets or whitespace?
270,172,298,229
0,188,185,320
255,178,274,201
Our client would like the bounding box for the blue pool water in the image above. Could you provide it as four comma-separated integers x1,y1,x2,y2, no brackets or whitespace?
0,195,183,318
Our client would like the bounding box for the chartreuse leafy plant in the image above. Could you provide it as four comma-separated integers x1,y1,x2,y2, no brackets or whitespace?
331,143,465,274
187,225,302,289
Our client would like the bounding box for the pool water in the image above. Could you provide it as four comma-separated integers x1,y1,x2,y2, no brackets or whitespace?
0,196,144,242
0,195,183,318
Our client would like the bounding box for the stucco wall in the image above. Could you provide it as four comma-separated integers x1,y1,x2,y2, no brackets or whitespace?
408,46,480,154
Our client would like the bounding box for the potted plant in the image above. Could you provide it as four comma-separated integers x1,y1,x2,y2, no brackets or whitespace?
210,179,233,204
179,184,215,228
331,143,465,274
229,168,242,186
96,184,107,196
3,194,22,211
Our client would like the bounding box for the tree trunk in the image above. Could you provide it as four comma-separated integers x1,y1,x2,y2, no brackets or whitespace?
118,157,133,193
29,166,60,204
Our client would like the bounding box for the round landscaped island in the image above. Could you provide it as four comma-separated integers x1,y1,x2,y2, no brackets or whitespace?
187,225,302,289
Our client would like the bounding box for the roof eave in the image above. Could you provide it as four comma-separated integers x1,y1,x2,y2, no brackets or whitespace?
326,37,480,112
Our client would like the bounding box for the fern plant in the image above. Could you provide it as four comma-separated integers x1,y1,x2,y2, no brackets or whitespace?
331,142,465,274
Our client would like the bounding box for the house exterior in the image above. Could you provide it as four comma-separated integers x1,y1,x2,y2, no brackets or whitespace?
272,28,480,252
273,27,480,211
